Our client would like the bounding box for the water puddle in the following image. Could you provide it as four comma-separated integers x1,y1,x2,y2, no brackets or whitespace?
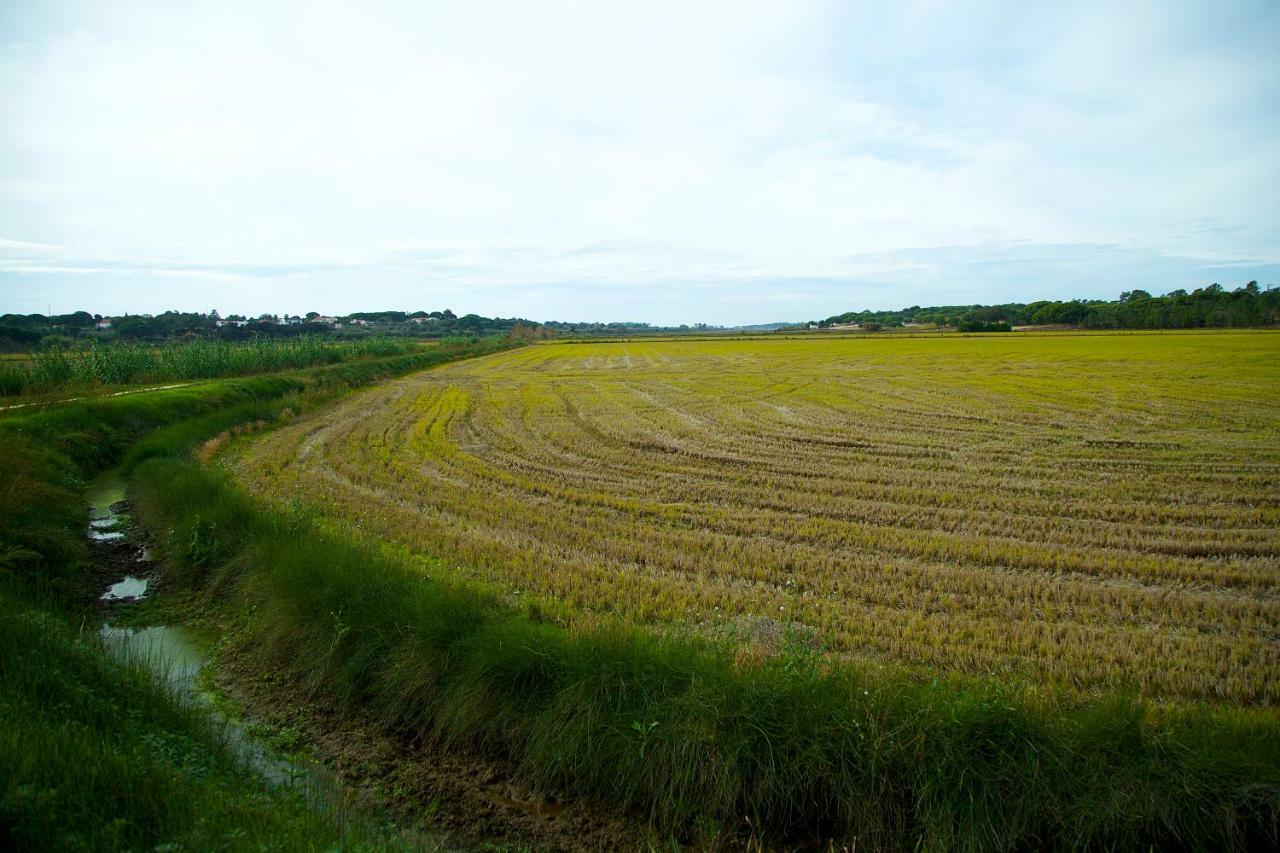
99,623,338,792
88,470,151,586
87,471,130,543
86,471,126,520
101,624,209,689
88,524,126,542
101,575,149,601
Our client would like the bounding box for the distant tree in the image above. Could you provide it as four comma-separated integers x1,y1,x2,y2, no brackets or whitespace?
40,334,75,349
506,322,537,342
60,311,96,328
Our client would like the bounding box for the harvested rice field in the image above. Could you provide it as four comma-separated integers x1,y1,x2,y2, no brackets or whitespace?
234,332,1280,705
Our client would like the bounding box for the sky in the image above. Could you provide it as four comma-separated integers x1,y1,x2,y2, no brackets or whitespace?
1,1,1278,325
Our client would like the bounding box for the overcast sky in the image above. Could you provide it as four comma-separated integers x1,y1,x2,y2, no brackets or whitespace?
2,1,1277,325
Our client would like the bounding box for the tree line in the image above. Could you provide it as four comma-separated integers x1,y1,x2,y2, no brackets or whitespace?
813,281,1278,331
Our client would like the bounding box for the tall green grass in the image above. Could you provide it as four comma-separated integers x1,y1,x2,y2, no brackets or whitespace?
1,336,418,396
130,457,1280,850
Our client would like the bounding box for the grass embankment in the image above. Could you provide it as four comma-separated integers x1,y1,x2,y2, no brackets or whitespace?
0,335,421,397
128,473,1280,842
0,336,514,849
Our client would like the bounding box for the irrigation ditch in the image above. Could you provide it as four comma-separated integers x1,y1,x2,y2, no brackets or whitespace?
88,471,340,796
86,468,650,850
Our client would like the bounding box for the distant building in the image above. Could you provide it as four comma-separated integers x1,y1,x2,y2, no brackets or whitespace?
95,318,112,330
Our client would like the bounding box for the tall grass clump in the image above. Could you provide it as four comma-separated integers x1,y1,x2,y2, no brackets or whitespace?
0,432,86,598
130,455,1280,850
1,336,423,396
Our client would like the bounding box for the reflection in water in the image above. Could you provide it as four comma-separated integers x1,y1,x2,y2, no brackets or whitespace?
87,471,128,542
101,575,149,601
99,623,340,793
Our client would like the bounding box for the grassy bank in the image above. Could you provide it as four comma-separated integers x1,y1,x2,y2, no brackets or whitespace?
128,458,1280,850
0,336,516,848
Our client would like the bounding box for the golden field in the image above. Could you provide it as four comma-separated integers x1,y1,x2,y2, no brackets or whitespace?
232,332,1280,704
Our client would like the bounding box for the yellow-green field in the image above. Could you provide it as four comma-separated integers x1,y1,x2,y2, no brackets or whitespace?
235,332,1280,705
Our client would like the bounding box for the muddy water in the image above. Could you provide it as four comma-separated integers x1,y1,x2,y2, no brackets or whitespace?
102,575,148,600
98,622,342,794
101,624,206,687
87,471,128,543
88,470,343,802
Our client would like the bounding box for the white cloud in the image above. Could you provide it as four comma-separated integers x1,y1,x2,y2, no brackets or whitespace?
1,0,1277,322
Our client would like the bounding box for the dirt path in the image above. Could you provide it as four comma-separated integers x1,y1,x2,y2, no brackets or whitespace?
1,382,196,412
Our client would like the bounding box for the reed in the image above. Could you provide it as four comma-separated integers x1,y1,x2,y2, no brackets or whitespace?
1,336,420,396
